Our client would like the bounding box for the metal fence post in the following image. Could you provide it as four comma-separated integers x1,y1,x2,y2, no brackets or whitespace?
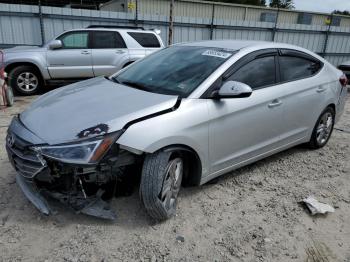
210,4,215,40
168,0,174,45
322,13,333,57
134,0,138,25
38,0,45,46
272,7,280,41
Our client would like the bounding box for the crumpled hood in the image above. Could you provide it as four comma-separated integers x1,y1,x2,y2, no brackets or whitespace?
20,77,178,145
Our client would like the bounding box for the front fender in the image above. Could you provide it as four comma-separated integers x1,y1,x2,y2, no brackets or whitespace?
4,51,50,79
117,99,210,177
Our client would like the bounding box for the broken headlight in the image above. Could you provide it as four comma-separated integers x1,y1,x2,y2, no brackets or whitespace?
32,131,123,164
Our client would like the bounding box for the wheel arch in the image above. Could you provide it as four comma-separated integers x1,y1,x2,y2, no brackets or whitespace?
150,144,203,187
327,103,336,114
5,62,44,81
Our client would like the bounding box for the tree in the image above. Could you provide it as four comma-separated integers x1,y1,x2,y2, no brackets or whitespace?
269,0,294,9
333,10,350,16
205,0,266,6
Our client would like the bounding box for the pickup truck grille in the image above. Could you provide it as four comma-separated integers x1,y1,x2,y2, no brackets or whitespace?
6,133,46,179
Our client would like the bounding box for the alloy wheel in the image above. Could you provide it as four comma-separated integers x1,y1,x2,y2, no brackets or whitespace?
16,72,38,92
160,158,183,212
316,111,333,145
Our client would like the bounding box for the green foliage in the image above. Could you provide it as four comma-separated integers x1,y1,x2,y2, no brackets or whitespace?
333,10,350,16
269,0,294,9
204,0,266,6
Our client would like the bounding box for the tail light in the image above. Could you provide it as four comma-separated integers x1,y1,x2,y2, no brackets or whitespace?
339,74,348,87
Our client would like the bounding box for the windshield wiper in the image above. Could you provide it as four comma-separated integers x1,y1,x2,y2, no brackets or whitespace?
120,80,151,92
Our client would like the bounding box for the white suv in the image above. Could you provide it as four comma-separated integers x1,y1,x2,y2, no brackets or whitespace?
3,25,164,95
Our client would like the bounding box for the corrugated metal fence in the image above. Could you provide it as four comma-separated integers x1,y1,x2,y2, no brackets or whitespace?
1,3,350,66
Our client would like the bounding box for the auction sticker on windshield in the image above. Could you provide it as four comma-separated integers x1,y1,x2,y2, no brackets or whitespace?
202,50,232,59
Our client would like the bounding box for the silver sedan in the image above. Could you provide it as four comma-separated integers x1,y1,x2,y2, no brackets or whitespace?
6,40,348,220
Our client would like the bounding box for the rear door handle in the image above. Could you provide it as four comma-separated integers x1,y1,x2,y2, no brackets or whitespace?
316,87,326,93
115,50,126,54
81,50,90,55
268,99,283,108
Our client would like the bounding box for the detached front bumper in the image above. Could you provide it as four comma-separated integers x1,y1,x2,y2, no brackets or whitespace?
15,174,50,215
5,119,127,220
14,173,117,220
6,116,138,220
7,143,118,220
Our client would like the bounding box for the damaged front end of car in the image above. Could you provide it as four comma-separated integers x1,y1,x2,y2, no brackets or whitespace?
6,117,140,220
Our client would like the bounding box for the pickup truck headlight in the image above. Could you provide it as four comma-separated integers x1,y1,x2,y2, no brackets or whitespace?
32,131,123,164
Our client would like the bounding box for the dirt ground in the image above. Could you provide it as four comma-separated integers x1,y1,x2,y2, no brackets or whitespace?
0,95,349,262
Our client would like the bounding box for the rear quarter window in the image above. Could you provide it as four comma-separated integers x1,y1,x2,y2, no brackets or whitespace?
128,32,161,48
278,50,323,82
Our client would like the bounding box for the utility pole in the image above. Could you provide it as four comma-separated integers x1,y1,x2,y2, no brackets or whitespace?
322,12,334,57
168,0,174,46
38,0,45,46
272,6,280,41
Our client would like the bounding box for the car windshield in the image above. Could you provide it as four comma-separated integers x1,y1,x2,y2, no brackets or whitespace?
112,46,236,97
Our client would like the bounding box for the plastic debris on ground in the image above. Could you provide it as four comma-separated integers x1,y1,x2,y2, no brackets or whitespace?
302,196,335,215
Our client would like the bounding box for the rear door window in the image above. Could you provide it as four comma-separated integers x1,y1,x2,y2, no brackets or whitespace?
91,31,126,49
228,56,276,89
128,32,161,48
278,50,323,82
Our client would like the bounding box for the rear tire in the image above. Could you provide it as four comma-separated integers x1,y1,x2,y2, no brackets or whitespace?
8,65,42,95
140,150,184,221
307,107,335,149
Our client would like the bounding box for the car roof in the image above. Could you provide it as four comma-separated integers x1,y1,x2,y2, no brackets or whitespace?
71,28,157,33
179,40,306,52
178,40,331,64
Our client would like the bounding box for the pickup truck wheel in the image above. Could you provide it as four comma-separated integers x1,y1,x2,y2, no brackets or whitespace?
140,151,184,221
9,66,42,95
307,107,335,149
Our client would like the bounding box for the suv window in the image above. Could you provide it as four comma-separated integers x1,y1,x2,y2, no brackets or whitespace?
279,55,322,82
228,56,276,89
92,31,126,49
58,31,88,49
128,32,160,48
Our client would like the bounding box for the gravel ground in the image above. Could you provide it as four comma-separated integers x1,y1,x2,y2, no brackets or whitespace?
0,95,349,262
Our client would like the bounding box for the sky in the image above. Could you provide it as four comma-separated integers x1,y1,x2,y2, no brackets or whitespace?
293,0,350,13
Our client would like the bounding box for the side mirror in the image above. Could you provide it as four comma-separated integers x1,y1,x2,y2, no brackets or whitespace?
213,81,253,99
48,40,62,50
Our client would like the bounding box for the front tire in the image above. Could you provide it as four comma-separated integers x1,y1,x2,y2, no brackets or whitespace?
140,150,184,221
307,107,335,149
8,65,42,95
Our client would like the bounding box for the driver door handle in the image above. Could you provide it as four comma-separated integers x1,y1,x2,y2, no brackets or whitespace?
81,50,90,55
268,99,283,108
